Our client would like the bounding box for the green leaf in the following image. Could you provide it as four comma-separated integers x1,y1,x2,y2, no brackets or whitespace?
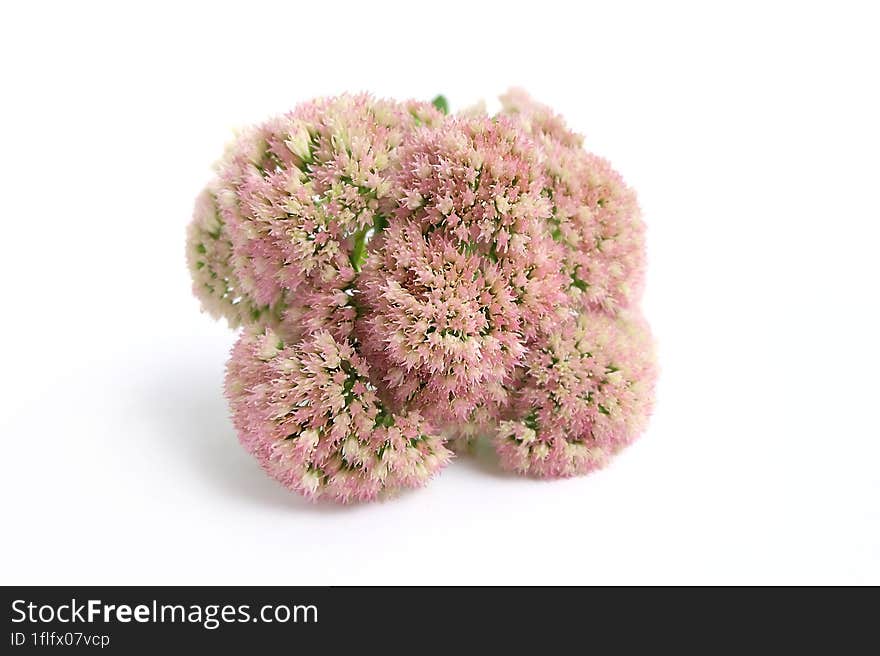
431,94,449,115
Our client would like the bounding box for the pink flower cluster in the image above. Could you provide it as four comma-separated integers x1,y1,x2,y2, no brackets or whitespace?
187,91,656,502
226,330,450,502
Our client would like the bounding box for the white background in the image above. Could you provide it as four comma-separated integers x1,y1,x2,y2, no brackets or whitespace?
1,1,878,585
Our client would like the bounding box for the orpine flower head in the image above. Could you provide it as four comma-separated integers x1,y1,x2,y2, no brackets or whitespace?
226,329,452,503
543,143,646,313
213,94,444,341
494,310,657,477
358,116,569,421
499,87,584,149
500,89,646,314
186,186,274,329
359,222,523,420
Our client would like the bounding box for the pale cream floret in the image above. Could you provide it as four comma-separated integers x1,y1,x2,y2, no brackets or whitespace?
300,469,321,495
284,124,313,162
258,330,282,360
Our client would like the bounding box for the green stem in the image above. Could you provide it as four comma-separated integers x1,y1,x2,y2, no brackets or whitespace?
350,227,369,272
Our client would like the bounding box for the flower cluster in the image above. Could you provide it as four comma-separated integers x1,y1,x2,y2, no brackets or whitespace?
189,94,444,342
358,117,569,423
500,90,646,314
226,330,451,502
188,91,656,502
495,310,656,477
187,185,267,328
